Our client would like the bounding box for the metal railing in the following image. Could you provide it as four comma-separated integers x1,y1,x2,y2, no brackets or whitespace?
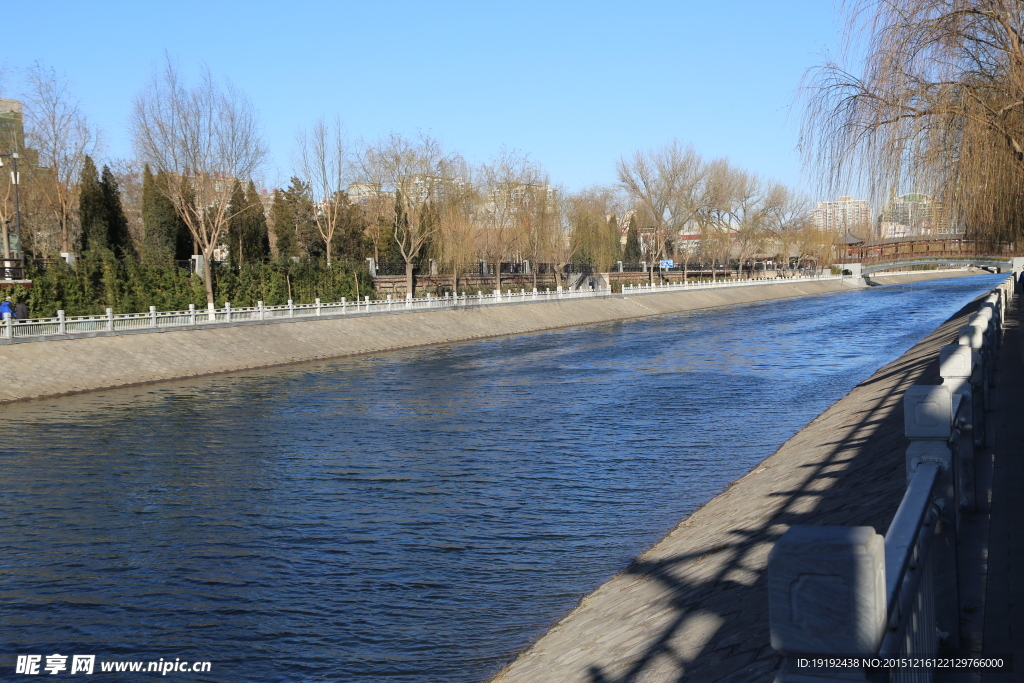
768,277,1014,682
0,272,846,344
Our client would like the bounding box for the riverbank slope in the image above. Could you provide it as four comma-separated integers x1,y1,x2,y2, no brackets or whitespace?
0,271,983,404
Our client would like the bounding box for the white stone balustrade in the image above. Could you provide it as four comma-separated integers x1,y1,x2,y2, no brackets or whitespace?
768,277,1013,682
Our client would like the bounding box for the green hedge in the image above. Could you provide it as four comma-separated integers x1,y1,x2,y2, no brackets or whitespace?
13,250,375,318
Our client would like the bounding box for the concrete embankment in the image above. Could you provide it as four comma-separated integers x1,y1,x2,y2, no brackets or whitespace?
488,280,992,683
0,271,982,404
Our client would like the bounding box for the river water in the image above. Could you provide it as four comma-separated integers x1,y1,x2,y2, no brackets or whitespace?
0,275,1003,682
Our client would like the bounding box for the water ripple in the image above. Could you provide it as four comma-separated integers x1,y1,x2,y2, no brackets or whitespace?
0,275,1002,682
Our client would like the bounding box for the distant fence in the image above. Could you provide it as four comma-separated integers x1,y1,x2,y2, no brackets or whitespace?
0,272,844,345
768,277,1014,681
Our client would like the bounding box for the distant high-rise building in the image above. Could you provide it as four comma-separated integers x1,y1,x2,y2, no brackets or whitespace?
812,196,871,235
0,98,25,154
880,194,952,238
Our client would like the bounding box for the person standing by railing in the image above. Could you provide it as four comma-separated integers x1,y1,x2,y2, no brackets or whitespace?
14,298,28,321
0,296,13,320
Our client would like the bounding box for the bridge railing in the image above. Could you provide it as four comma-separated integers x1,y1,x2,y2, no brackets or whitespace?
767,277,1014,682
0,272,843,344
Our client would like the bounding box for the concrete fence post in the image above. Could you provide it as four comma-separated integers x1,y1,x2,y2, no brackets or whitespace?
940,345,978,510
904,384,960,646
4,312,11,339
387,294,392,312
106,308,114,332
149,305,157,328
316,297,322,316
257,301,264,321
406,292,412,309
341,297,347,314
189,303,196,326
287,299,294,318
958,322,990,410
769,526,886,681
224,302,231,323
57,310,65,336
207,302,216,323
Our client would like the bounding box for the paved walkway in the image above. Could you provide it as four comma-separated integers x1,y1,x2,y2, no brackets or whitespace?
936,288,1024,683
492,288,1006,682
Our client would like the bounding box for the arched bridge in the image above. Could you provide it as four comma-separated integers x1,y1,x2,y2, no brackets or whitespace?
836,237,1023,276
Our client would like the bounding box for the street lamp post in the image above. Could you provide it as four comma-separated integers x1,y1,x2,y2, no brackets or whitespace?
0,152,24,278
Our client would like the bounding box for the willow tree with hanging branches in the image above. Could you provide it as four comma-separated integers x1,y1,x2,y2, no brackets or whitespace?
803,0,1024,245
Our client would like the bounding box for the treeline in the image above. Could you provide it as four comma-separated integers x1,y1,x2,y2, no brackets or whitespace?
1,60,836,313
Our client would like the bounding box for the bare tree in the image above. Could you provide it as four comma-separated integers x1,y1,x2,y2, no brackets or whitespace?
762,184,813,274
617,140,703,284
296,117,348,265
132,57,266,303
697,159,740,281
566,186,623,278
355,133,463,297
478,149,549,291
730,171,771,278
435,172,478,293
802,0,1024,244
22,64,100,254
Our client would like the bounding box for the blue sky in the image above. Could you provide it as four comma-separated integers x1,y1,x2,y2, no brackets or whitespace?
2,0,844,195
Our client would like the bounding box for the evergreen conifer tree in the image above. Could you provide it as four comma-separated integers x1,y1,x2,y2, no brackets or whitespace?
245,181,271,261
624,214,642,263
270,189,296,258
100,165,135,259
142,166,191,261
79,156,106,253
271,178,317,259
226,181,247,270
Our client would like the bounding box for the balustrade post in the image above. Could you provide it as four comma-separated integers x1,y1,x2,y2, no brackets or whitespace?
387,294,392,311
904,384,960,647
4,312,11,339
940,345,977,510
288,299,294,318
258,301,265,321
57,310,65,336
106,308,114,332
769,526,886,681
207,302,215,323
225,302,232,323
150,305,157,328
189,304,196,326
342,297,347,314
316,297,322,316
958,322,990,410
